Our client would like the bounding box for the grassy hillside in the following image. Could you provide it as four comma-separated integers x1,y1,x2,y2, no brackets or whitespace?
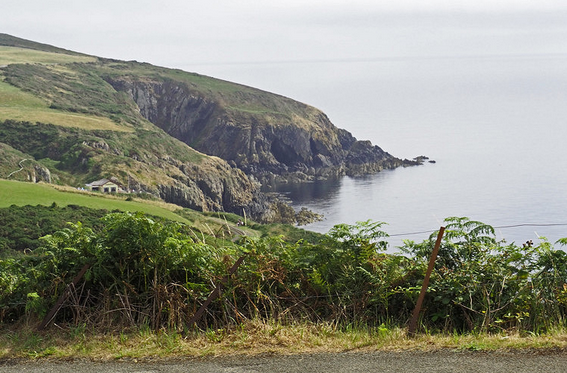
1,63,141,130
0,33,89,56
0,179,188,223
0,34,397,223
0,46,95,65
0,48,133,131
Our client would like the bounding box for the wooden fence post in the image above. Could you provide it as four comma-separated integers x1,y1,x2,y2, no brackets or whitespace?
37,263,90,331
184,255,246,333
407,226,445,337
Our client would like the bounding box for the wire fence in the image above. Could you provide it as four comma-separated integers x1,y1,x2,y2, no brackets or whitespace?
389,222,567,238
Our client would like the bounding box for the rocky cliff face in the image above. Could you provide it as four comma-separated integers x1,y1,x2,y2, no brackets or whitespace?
75,132,274,221
106,76,416,184
0,120,274,222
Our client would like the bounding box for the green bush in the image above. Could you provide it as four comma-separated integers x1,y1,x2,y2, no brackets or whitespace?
0,204,107,252
2,213,567,335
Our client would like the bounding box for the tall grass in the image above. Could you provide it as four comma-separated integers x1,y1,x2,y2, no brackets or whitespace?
3,320,567,359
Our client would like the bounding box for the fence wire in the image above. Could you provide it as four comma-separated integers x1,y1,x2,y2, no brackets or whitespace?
389,223,567,238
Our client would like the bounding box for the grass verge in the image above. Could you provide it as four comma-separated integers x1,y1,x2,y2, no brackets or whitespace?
2,320,567,360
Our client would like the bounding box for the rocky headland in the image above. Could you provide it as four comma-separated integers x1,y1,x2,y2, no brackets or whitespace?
0,34,422,224
105,75,420,185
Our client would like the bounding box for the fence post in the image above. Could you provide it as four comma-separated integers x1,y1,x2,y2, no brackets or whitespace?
407,226,445,337
37,263,90,331
184,255,246,334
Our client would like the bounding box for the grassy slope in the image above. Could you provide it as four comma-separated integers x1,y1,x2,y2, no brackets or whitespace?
0,64,133,132
0,46,95,65
0,33,89,56
0,68,130,132
0,40,125,131
0,179,188,224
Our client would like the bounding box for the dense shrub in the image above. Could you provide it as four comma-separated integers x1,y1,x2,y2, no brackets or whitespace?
401,217,567,332
1,213,566,334
0,204,108,252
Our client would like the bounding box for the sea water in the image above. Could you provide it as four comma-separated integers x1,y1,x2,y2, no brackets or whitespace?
260,55,567,250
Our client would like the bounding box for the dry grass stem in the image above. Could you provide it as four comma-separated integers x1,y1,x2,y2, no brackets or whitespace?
3,320,567,360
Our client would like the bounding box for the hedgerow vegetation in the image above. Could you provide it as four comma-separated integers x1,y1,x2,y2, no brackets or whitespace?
0,204,108,254
1,212,566,336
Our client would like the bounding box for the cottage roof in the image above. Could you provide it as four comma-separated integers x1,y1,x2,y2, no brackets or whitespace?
85,178,112,187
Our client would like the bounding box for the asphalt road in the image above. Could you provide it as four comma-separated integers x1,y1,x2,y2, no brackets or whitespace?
2,350,567,373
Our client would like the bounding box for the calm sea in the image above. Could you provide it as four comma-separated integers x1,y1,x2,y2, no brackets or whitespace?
253,55,567,250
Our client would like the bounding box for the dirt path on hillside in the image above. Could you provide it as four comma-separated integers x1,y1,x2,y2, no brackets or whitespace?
2,350,567,372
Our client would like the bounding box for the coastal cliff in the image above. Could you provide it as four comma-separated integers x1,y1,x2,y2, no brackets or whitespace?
105,74,416,184
0,34,419,223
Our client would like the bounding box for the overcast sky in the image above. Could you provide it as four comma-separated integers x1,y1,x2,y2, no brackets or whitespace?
6,1,567,66
4,1,567,134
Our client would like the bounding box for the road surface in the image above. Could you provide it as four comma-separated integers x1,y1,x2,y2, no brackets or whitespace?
2,350,567,372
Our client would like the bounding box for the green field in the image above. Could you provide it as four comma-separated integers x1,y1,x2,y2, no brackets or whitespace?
0,46,95,65
0,80,132,131
0,179,189,224
0,106,132,131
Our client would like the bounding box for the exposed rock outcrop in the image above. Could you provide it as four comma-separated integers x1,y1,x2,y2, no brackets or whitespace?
77,132,273,221
33,164,51,183
0,142,52,183
106,76,418,184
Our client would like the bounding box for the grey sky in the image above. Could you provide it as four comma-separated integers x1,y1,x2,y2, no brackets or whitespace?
4,1,567,131
6,1,567,65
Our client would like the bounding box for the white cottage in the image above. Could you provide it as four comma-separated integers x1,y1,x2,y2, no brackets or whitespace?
85,178,124,193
